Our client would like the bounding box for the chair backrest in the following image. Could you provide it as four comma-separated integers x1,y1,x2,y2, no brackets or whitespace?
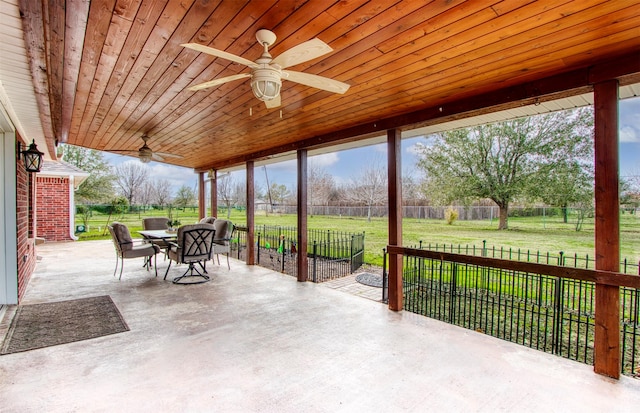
212,219,234,246
109,222,133,253
177,224,215,263
143,217,171,230
199,216,216,225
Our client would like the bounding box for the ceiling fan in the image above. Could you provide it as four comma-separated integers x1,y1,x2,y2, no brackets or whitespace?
182,29,350,108
107,135,183,164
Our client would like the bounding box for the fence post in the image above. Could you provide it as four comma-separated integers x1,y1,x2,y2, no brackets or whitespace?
281,238,286,273
382,248,388,303
237,231,241,259
350,235,354,273
257,234,261,265
552,251,565,355
311,241,318,283
449,263,457,323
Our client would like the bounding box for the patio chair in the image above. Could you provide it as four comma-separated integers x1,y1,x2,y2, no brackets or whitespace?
108,222,160,280
164,223,216,284
142,217,172,255
142,217,171,230
211,219,235,269
199,216,216,224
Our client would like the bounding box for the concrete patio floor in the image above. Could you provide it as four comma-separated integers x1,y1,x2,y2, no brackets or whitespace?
0,240,638,412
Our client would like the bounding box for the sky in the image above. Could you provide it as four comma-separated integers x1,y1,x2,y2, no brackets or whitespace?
104,96,640,194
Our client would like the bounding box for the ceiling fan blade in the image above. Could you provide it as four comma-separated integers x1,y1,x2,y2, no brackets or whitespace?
181,43,258,68
272,38,333,69
151,153,165,162
283,70,350,94
187,73,251,92
107,149,138,154
156,152,183,159
264,94,281,109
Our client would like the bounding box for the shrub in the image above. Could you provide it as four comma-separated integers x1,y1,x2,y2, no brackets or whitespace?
445,206,459,225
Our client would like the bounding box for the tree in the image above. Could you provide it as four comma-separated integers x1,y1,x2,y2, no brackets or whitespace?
345,159,387,222
269,183,290,206
402,168,425,205
113,161,149,206
308,165,335,208
532,161,594,227
174,185,196,210
416,108,593,230
138,180,155,212
152,178,173,208
217,175,237,218
61,144,115,203
620,170,640,213
101,196,129,235
233,179,247,211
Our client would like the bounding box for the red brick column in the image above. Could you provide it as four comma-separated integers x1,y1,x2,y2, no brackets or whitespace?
36,176,72,241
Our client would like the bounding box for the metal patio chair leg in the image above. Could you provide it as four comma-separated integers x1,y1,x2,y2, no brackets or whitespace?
198,261,208,274
154,253,158,277
113,255,119,277
163,260,172,280
172,262,210,285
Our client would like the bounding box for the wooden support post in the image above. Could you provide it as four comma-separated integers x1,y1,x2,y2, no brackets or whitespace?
387,129,403,311
593,80,620,378
198,172,205,220
209,169,217,218
246,161,255,265
297,149,308,282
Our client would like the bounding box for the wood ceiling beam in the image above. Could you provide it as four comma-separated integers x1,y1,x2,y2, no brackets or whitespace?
197,50,640,172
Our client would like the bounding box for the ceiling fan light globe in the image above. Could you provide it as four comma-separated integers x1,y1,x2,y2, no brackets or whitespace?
139,154,151,163
252,80,280,100
251,68,281,101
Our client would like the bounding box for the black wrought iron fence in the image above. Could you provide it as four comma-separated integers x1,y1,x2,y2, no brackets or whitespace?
383,246,639,377
232,225,365,282
414,240,640,275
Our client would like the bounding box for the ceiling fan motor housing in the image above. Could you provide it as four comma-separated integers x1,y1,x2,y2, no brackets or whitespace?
139,147,152,163
251,66,282,101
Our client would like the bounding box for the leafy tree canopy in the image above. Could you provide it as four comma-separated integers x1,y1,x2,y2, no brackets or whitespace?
61,144,115,203
416,108,593,230
174,185,196,209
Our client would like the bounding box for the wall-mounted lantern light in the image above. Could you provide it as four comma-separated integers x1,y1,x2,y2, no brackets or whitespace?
20,140,44,173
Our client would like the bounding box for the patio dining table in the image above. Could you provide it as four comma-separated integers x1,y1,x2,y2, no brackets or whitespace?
138,229,178,263
138,229,178,241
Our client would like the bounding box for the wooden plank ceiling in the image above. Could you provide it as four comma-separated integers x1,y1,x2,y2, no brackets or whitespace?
18,0,640,172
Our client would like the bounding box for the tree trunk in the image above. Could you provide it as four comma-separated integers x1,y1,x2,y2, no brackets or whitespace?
498,204,509,230
562,204,568,223
367,204,372,222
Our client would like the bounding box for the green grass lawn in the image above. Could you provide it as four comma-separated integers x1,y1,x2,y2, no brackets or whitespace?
75,207,640,267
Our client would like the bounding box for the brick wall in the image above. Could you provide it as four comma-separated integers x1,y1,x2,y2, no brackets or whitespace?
36,176,72,241
16,138,37,302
